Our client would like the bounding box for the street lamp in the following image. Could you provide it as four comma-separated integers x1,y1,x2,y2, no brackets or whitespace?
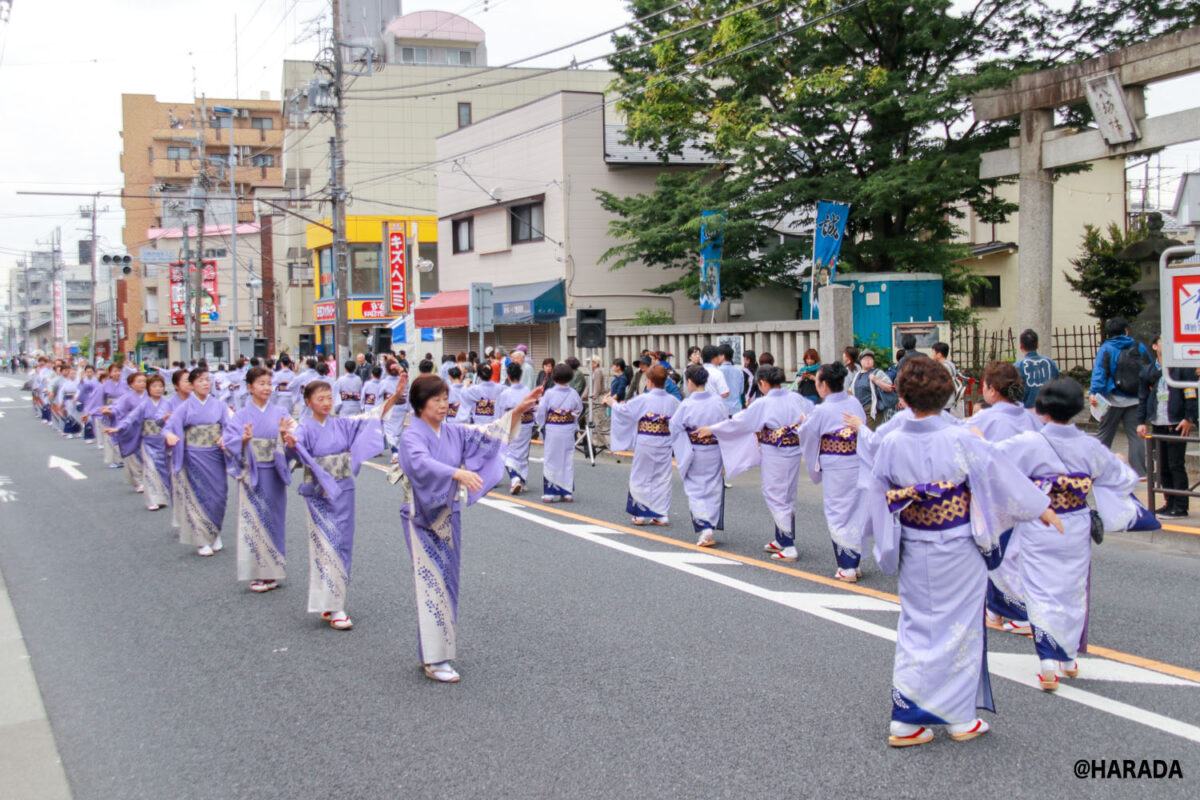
246,272,263,340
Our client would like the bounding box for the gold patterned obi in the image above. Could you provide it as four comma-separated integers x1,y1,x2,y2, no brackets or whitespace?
141,419,163,436
521,407,536,424
819,427,858,456
886,481,971,531
62,392,76,402
103,392,120,404
688,428,718,446
636,413,672,437
1035,474,1092,513
184,423,222,447
447,402,460,416
250,437,277,463
759,424,800,448
546,409,576,425
364,393,377,405
303,451,352,484
340,391,361,402
274,382,289,393
474,398,496,417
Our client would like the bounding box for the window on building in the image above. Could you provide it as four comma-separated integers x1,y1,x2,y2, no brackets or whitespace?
167,146,189,160
250,117,273,130
251,154,276,167
970,275,1002,308
510,202,545,244
458,49,474,66
211,116,233,129
401,46,429,64
204,248,227,259
318,248,333,299
350,243,382,296
148,147,154,162
457,102,472,128
452,218,473,253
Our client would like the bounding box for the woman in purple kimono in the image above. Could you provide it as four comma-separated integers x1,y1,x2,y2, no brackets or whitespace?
164,368,233,557
105,372,149,493
495,363,537,493
461,363,505,425
797,362,867,581
534,363,584,502
107,374,170,511
604,364,680,525
223,366,293,593
668,366,728,546
397,375,542,682
994,377,1139,692
697,365,813,562
160,370,192,531
55,365,83,439
865,357,1059,747
75,364,99,443
282,381,399,630
90,364,126,467
967,361,1043,636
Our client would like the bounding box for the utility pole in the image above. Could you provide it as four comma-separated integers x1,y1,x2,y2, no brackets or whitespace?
181,206,192,362
229,145,239,360
88,197,98,362
330,0,350,363
192,96,208,362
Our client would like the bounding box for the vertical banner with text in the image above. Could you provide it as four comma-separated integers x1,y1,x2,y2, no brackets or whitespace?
699,210,723,311
809,201,850,316
387,222,408,315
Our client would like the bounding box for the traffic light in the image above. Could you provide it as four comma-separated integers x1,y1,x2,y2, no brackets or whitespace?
102,254,133,275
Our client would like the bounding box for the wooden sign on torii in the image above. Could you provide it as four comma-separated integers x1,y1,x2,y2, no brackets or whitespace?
971,25,1200,341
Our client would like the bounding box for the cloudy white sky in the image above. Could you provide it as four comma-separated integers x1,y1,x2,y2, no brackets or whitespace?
0,0,1197,287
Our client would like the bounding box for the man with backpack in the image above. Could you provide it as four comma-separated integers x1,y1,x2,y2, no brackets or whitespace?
1090,317,1153,476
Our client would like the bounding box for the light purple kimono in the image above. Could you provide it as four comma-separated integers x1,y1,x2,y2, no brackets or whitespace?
111,388,149,490
534,384,583,498
445,382,467,424
462,380,506,425
996,423,1138,664
164,394,233,548
495,384,536,486
798,391,867,570
269,367,296,412
223,401,292,582
290,413,385,614
610,388,680,520
866,414,1050,728
111,394,171,507
710,388,813,548
969,401,1043,624
90,377,126,464
397,412,514,664
668,390,728,533
333,373,364,416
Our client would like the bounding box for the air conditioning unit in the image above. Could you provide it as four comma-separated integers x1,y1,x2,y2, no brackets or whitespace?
239,108,250,118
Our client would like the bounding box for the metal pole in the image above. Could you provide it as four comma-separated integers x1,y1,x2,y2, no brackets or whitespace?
182,208,191,363
193,203,205,362
230,147,239,360
331,0,350,364
89,195,97,364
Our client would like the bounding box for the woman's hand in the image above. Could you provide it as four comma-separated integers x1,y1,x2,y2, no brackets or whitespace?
1136,423,1148,438
242,423,253,444
104,427,118,435
164,432,180,447
517,386,544,415
1039,507,1064,533
453,468,483,492
694,426,713,439
841,413,863,433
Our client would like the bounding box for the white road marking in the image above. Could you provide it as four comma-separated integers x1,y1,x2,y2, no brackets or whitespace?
0,397,14,402
47,455,86,481
478,497,1200,745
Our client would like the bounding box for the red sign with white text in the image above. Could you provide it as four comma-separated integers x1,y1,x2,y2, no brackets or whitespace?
314,300,336,323
169,260,219,326
387,223,407,314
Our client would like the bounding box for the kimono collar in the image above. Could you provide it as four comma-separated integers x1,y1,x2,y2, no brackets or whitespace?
251,399,270,411
766,388,789,398
990,401,1024,416
413,415,442,439
195,394,210,405
821,391,852,406
901,413,951,433
648,388,667,396
1040,421,1081,440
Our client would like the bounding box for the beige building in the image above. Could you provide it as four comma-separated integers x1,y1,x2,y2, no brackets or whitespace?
119,93,286,360
279,10,615,355
957,156,1127,331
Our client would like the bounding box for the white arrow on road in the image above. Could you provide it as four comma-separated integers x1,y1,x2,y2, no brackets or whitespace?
0,397,14,402
48,455,86,480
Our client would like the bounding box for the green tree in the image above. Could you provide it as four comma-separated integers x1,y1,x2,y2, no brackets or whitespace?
1064,222,1147,329
629,306,677,326
599,0,1199,324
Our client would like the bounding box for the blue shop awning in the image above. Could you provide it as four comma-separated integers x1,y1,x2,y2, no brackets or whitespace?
491,279,566,325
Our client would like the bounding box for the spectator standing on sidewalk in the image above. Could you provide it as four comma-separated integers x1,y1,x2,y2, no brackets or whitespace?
1090,317,1153,476
1136,334,1197,517
1014,329,1059,408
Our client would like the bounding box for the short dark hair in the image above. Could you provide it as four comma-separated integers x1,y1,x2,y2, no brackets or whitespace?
701,345,719,364
718,343,734,360
303,380,331,401
418,359,434,374
448,366,462,380
127,371,146,386
901,333,917,351
931,342,949,358
685,364,708,387
1105,317,1129,338
552,363,574,384
188,367,207,385
442,354,456,364
506,362,523,382
896,357,953,413
344,360,356,373
758,352,775,366
172,369,188,387
1035,376,1085,423
146,374,165,391
565,357,581,370
316,363,330,376
646,364,668,388
246,366,271,386
371,365,383,379
542,357,555,368
983,360,1022,404
612,358,627,374
409,375,449,414
477,363,492,381
1019,329,1038,352
756,365,786,388
818,361,847,392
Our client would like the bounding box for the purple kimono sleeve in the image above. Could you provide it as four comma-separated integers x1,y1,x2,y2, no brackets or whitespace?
608,399,640,454
221,415,250,480
668,412,695,479
959,432,1050,558
458,412,516,505
163,402,188,474
710,404,763,479
291,434,343,501
348,416,385,476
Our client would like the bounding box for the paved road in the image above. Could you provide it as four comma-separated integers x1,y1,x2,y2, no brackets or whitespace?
1,375,1198,798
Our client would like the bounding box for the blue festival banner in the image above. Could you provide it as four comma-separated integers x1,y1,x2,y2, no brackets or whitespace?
699,210,723,311
810,201,850,316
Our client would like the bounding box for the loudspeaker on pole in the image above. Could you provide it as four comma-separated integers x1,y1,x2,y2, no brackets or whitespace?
576,308,607,349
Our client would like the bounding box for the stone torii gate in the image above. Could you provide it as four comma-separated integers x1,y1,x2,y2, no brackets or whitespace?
971,26,1200,340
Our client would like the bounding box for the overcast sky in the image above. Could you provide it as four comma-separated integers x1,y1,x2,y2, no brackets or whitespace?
0,0,1197,286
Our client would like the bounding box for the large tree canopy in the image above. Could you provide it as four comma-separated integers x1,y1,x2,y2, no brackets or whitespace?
598,0,1200,323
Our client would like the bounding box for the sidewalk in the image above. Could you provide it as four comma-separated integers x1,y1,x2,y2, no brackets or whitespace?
0,570,71,800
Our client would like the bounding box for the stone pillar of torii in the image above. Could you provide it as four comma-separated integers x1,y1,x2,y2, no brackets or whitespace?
970,25,1200,342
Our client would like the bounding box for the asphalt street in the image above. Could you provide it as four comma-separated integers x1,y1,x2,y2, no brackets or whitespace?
1,374,1199,799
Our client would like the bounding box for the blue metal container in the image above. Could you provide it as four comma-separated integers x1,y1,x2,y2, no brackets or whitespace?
800,272,944,348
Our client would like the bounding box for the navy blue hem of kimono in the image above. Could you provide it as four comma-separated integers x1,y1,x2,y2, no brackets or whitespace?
1032,625,1071,662
691,485,725,533
627,494,667,519
986,579,1028,622
775,522,795,548
543,478,572,497
506,466,526,485
832,541,861,570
